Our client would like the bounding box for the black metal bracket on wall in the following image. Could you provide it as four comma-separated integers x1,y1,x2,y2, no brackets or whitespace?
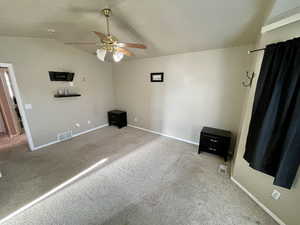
242,71,255,87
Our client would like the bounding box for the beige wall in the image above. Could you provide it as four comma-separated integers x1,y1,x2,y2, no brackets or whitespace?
232,21,300,225
113,45,252,144
0,36,114,148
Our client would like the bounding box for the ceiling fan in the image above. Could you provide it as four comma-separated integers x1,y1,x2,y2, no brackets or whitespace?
65,8,147,62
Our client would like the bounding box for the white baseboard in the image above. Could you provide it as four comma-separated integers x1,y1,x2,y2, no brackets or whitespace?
72,124,108,138
32,140,61,151
230,177,286,225
128,124,199,146
32,124,108,151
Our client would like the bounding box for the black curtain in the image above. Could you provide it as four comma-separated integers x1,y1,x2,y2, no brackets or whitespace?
244,37,300,189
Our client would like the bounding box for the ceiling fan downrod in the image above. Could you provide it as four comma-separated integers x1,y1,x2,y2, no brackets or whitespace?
102,8,112,36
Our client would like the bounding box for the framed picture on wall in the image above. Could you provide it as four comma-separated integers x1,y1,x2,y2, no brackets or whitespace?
150,72,164,82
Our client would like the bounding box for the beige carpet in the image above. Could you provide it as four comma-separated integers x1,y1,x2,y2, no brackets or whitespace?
0,126,278,225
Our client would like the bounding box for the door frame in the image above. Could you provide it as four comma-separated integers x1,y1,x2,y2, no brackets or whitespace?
0,63,34,150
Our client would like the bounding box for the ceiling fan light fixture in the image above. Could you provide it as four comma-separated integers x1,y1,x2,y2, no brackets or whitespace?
113,51,124,62
96,48,106,61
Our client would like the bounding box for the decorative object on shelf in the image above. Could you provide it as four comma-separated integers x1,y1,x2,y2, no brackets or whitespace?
64,8,147,63
150,72,164,82
54,88,80,98
198,127,232,161
242,71,255,87
108,110,127,128
57,89,64,95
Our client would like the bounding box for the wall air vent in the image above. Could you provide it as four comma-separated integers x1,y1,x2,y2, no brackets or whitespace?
57,130,73,142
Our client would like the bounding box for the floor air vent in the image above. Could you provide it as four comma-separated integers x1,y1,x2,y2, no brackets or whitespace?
57,130,73,141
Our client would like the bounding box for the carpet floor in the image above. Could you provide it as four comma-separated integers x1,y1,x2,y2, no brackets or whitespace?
0,126,278,225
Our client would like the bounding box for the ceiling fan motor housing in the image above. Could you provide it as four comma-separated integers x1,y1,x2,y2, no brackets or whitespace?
102,8,112,17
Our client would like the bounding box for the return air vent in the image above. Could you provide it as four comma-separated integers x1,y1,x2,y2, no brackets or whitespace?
57,130,73,142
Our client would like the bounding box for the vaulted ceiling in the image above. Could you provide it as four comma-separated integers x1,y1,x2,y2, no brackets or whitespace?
267,0,300,24
269,0,300,19
0,0,276,58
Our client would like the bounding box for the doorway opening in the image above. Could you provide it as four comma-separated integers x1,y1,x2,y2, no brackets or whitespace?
0,67,28,151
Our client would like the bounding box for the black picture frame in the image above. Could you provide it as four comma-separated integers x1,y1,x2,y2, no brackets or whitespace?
150,72,164,82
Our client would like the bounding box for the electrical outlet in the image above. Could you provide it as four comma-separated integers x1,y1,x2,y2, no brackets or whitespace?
69,82,74,87
87,120,91,124
75,123,80,128
134,117,138,122
272,190,280,200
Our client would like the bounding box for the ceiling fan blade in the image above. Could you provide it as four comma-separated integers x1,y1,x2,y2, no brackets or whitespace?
117,42,147,49
64,42,97,45
93,31,108,40
116,47,134,57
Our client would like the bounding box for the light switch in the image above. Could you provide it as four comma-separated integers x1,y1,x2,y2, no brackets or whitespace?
25,104,32,110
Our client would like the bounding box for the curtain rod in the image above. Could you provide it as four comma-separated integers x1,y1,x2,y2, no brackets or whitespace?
248,48,266,54
247,37,299,54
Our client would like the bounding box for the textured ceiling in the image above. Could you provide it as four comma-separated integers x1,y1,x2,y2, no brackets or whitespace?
0,0,275,59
